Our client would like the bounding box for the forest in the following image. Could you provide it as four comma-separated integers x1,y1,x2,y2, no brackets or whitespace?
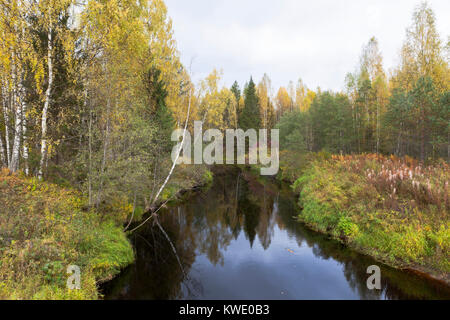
0,0,448,299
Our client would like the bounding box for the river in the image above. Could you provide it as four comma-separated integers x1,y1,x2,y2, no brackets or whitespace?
102,168,450,300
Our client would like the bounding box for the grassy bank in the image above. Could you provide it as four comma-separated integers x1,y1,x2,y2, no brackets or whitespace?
0,164,213,299
288,154,449,282
0,169,134,299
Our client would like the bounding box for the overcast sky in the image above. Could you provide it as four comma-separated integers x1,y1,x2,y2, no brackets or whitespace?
164,0,449,93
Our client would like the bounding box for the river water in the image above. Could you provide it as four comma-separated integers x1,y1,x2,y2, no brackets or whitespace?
103,168,450,300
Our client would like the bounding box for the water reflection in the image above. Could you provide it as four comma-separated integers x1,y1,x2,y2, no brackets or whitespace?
103,168,450,300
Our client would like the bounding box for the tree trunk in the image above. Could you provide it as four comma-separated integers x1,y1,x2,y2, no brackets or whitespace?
2,85,11,166
420,108,425,162
95,94,111,208
0,85,6,166
21,88,29,175
0,126,5,167
9,96,22,172
151,83,192,207
86,88,93,206
396,123,402,157
9,56,21,172
38,25,53,180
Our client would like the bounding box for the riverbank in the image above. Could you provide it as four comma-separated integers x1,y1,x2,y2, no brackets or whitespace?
281,153,449,284
0,169,134,299
0,165,213,299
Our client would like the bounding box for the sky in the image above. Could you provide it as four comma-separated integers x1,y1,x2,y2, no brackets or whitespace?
164,0,449,94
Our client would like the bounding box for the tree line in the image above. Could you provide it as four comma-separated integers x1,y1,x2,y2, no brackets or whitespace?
219,2,448,161
0,1,448,210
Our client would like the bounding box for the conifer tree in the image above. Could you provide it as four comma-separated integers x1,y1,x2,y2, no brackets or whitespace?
239,77,260,130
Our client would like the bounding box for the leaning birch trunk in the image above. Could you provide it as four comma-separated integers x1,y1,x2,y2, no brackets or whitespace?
151,84,192,206
131,86,193,233
38,25,53,180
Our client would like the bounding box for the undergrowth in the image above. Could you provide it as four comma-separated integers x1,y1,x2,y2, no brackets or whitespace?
0,169,134,299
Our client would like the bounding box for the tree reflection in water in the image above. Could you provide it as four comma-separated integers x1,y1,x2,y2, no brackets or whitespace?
103,168,450,300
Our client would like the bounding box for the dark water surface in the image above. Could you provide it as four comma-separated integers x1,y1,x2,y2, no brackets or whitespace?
103,169,450,300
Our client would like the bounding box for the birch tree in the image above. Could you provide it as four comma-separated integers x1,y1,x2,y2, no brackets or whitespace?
0,0,34,172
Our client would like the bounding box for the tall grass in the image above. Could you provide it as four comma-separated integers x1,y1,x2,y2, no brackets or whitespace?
292,154,449,279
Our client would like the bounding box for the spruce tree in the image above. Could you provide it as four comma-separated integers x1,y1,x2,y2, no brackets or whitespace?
146,67,174,152
231,81,241,123
231,81,241,102
239,77,261,130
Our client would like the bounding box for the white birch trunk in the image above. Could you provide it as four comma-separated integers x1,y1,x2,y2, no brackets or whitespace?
9,54,22,172
38,25,53,180
21,89,29,175
2,85,11,166
20,27,29,175
0,126,5,167
0,85,7,166
9,101,22,172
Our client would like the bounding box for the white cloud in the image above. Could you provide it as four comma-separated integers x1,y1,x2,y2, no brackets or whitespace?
165,0,450,93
